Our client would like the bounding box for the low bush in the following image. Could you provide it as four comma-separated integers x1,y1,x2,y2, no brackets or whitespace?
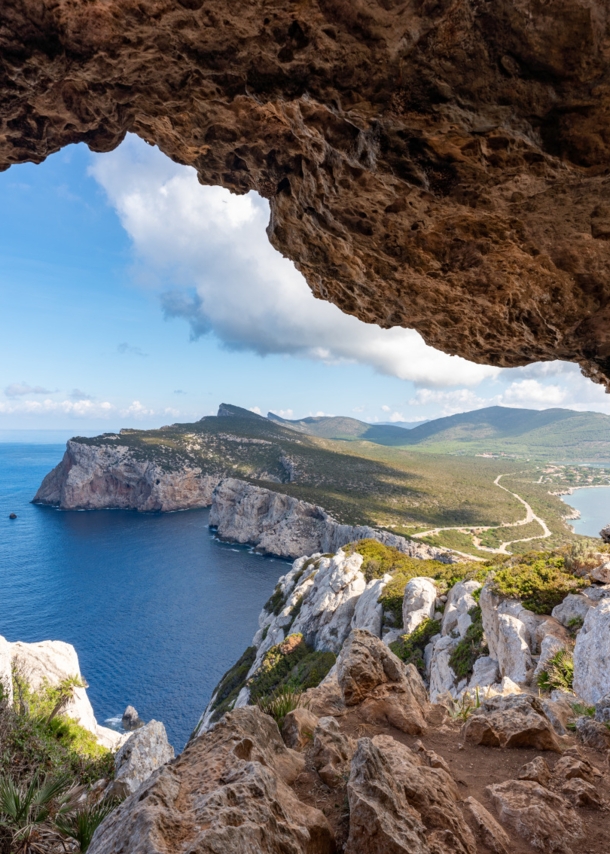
489,552,587,615
249,634,335,702
257,687,307,729
389,619,441,675
209,646,257,722
448,606,488,679
536,648,574,692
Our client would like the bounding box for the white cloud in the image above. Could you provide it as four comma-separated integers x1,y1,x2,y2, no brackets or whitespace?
499,379,566,408
89,136,500,389
270,408,294,419
121,401,155,418
5,382,53,398
381,405,391,412
249,406,262,415
386,411,406,422
0,398,114,418
409,388,487,416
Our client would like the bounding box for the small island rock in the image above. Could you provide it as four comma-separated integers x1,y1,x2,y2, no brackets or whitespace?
122,705,144,731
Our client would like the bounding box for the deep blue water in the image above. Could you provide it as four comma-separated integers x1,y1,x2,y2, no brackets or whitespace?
561,485,610,538
0,444,288,747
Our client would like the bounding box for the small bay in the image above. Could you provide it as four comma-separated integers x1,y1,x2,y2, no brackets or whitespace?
0,444,287,747
561,484,610,538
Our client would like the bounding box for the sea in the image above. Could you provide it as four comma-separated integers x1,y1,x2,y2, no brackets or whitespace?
0,443,289,748
561,483,610,538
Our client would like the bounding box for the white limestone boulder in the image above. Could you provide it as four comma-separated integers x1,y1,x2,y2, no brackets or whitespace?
480,586,537,684
351,574,391,638
573,598,610,705
551,594,593,627
469,656,499,691
402,577,437,634
441,580,481,638
106,720,175,799
0,635,12,705
428,635,460,702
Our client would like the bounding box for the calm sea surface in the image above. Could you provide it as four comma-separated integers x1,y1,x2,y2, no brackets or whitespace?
561,485,610,538
0,444,288,747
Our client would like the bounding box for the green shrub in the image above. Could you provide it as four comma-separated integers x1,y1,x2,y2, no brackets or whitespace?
248,634,335,703
209,646,257,722
389,619,441,674
264,584,287,616
490,553,587,614
258,687,306,729
284,595,304,633
448,606,489,679
536,649,574,692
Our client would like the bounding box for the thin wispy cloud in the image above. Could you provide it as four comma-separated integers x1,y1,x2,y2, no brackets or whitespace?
5,382,53,398
117,342,148,357
69,388,93,401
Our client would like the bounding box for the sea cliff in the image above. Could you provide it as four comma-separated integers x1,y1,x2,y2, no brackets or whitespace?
33,440,220,512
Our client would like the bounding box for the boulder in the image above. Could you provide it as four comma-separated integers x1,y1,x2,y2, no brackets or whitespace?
346,735,476,854
464,796,510,854
402,578,437,635
121,705,144,731
89,706,334,854
590,561,610,584
302,670,346,718
487,780,584,854
480,588,536,684
468,656,499,691
574,716,610,750
594,691,610,723
337,629,428,734
560,778,605,809
540,691,575,736
441,580,481,638
573,599,610,704
518,756,551,787
351,575,391,638
428,636,459,702
106,720,175,799
533,634,568,681
553,755,601,784
463,695,562,752
551,594,592,628
311,716,355,788
281,707,319,750
601,525,610,544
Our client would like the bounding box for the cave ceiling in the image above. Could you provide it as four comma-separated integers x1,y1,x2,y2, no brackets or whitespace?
2,1,610,385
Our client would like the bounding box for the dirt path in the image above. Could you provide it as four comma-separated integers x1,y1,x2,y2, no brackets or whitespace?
412,473,551,555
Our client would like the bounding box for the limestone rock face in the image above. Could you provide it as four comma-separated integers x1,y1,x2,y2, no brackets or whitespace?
311,716,355,788
3,1,610,383
34,440,219,511
441,580,481,638
337,629,428,734
480,587,539,684
487,780,584,854
210,478,449,560
281,707,319,751
346,735,475,854
89,706,333,854
106,720,175,799
351,575,391,638
121,705,144,731
463,695,561,752
428,635,460,703
402,577,437,635
573,598,610,704
464,797,510,854
9,638,123,749
0,636,12,705
551,594,593,627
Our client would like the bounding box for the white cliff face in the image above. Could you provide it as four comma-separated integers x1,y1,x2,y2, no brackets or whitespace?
480,585,541,685
34,440,220,512
210,478,456,560
7,637,124,750
351,575,392,639
442,580,481,637
402,577,437,634
0,636,12,705
573,599,610,704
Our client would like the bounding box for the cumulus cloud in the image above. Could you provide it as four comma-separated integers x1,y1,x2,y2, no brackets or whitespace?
118,342,148,357
89,136,499,388
5,382,53,398
270,408,294,419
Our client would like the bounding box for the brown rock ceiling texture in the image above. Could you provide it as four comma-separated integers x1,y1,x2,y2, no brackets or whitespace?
2,1,610,384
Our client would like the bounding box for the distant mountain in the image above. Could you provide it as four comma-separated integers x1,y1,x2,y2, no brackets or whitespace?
267,412,412,445
379,420,429,430
268,406,610,460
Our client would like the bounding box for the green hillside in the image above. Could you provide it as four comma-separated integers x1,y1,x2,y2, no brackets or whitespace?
270,406,610,461
69,403,610,556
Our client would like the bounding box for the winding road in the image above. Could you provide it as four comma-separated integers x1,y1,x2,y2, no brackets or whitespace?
412,473,551,555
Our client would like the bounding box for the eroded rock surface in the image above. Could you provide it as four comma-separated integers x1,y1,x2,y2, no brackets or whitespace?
106,720,175,799
89,706,333,854
463,695,562,752
573,598,610,704
3,2,610,381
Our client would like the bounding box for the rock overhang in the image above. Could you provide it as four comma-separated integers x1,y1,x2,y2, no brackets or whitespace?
2,0,610,384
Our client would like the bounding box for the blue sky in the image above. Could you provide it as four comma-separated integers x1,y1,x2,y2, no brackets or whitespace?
1,135,609,434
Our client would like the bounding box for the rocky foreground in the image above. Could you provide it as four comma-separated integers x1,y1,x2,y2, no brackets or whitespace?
86,542,610,853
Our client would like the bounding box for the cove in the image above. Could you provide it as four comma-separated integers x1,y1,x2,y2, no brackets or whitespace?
561,485,610,539
0,443,288,747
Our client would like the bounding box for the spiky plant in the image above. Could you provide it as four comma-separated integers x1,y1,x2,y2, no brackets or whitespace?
54,797,119,852
0,772,71,853
257,686,307,728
